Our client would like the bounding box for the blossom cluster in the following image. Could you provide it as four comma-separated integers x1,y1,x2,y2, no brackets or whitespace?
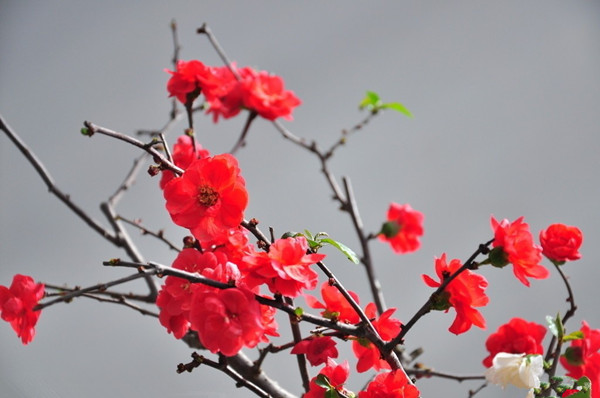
166,60,301,122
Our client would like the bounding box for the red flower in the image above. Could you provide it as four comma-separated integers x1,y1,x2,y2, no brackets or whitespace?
539,223,583,263
305,281,361,324
156,249,230,339
422,254,489,335
292,336,339,366
491,216,549,286
482,317,547,368
561,321,600,398
160,135,211,189
352,303,402,373
0,274,45,345
242,71,301,120
166,60,221,105
304,359,351,398
164,154,248,241
359,370,420,398
205,65,257,122
378,203,424,254
241,236,325,297
189,287,264,356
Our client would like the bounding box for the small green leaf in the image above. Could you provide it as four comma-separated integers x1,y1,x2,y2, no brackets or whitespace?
320,238,360,264
294,307,304,317
359,90,381,109
565,376,592,398
303,229,314,241
563,331,585,342
80,127,92,136
380,102,414,118
324,390,338,398
315,374,332,389
546,313,564,339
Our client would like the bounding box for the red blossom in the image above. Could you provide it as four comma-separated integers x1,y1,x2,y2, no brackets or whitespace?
359,370,420,398
304,359,351,398
482,317,547,368
160,135,211,189
204,65,257,122
241,71,301,120
166,60,221,105
241,236,325,297
292,335,339,366
491,216,549,286
156,249,229,339
539,223,583,263
561,321,600,398
0,274,45,345
352,303,402,373
305,281,361,324
378,203,424,254
163,153,248,241
189,287,264,356
422,254,489,335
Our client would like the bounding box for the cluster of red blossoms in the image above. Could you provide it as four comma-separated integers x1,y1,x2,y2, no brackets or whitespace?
166,60,301,122
419,218,583,336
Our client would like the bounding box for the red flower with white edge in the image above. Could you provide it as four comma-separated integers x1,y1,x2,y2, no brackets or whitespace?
156,249,229,339
561,321,600,398
0,274,45,345
292,335,339,366
242,71,301,121
241,236,325,297
305,281,361,324
378,203,424,254
359,370,420,398
166,60,221,105
189,287,264,356
422,253,489,335
539,223,583,264
160,135,211,189
163,154,248,241
490,216,548,286
352,302,402,373
304,359,352,398
483,317,546,368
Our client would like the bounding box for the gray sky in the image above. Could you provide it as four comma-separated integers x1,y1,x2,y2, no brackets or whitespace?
1,2,600,397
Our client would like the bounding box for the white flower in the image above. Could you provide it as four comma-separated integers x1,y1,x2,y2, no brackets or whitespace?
485,352,544,390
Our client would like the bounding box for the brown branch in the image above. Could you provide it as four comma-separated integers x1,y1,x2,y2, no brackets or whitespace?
116,215,181,253
285,297,310,392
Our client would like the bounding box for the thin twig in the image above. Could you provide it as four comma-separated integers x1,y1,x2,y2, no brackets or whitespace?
230,111,258,154
197,23,241,79
285,297,310,392
116,215,181,252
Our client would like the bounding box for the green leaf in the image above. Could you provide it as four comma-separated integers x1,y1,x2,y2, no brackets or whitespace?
294,307,304,317
324,390,338,398
315,374,332,389
320,238,360,264
563,331,585,342
359,90,381,110
380,102,414,118
546,314,564,339
565,376,592,398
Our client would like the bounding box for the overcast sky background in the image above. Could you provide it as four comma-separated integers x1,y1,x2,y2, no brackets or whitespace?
1,2,600,398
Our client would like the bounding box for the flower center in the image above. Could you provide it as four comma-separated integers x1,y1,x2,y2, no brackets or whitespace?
197,185,219,207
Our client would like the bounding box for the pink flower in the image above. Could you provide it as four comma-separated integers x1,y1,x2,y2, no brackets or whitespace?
0,274,45,345
378,203,424,254
241,236,325,297
292,336,339,366
422,254,489,335
539,223,583,263
241,71,301,120
491,216,549,286
305,281,361,324
189,287,264,356
352,303,402,373
304,359,351,398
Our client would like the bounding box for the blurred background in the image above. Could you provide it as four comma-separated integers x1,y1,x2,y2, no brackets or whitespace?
1,2,599,397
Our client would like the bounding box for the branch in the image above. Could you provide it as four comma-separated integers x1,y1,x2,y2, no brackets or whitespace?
386,239,494,350
116,215,181,253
